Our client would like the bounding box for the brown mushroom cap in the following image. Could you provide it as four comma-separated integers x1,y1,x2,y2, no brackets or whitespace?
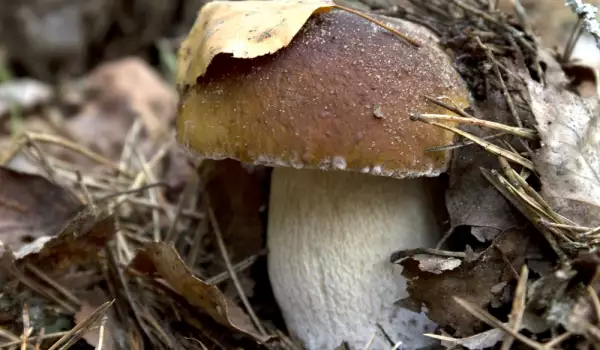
176,9,470,178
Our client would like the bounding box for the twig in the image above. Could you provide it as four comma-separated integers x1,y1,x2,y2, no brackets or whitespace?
453,297,543,349
335,5,421,47
21,304,31,350
34,328,45,350
564,17,584,62
424,95,473,119
452,0,536,55
1,133,130,176
426,132,508,152
566,0,600,49
411,116,534,169
46,301,113,350
24,263,82,308
133,148,162,242
97,317,107,350
0,331,67,349
165,174,198,243
6,265,77,314
206,250,266,285
203,191,268,337
411,113,537,139
390,247,466,263
76,171,97,215
501,265,528,350
588,286,600,324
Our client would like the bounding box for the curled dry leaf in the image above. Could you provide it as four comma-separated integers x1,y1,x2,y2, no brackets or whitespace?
527,78,600,227
177,0,335,86
129,242,270,343
14,208,116,270
399,229,541,336
0,166,81,250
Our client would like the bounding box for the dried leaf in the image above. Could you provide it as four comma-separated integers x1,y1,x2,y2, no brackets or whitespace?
412,255,462,274
177,0,335,85
445,91,521,240
399,229,541,336
526,252,600,335
14,208,116,269
527,78,600,227
0,166,81,250
129,242,270,343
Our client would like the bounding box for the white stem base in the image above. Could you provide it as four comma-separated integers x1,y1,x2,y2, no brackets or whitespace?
267,167,441,350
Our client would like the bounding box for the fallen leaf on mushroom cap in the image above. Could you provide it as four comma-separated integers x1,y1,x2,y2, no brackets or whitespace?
128,242,270,343
398,228,543,336
527,76,600,227
0,166,81,251
177,0,335,86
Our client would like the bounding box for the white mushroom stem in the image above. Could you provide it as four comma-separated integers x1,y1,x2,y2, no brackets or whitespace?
267,167,442,350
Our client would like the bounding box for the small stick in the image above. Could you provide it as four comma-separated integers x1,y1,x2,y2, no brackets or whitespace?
580,225,600,238
164,174,198,243
21,304,31,350
76,171,97,216
500,265,528,350
564,18,584,62
206,250,266,285
424,95,473,119
46,300,114,350
390,247,466,263
588,286,600,325
453,297,543,349
412,116,534,169
0,331,68,349
34,328,45,350
203,191,269,337
97,317,107,350
426,132,508,153
412,113,537,139
24,264,82,308
334,5,421,47
3,133,131,176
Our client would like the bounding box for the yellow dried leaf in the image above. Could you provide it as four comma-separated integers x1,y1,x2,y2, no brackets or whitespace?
129,242,270,343
177,0,335,86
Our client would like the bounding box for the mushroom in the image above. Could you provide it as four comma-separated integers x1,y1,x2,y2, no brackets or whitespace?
176,8,470,350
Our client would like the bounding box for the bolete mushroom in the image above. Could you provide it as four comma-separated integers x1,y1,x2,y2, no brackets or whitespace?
176,8,470,350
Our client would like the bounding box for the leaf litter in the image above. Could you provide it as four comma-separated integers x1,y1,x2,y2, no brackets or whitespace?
375,0,600,348
3,0,600,349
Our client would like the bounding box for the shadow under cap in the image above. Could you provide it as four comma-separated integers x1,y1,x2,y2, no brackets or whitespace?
176,9,471,179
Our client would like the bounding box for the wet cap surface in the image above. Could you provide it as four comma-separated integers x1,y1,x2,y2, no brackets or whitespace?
177,9,470,178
